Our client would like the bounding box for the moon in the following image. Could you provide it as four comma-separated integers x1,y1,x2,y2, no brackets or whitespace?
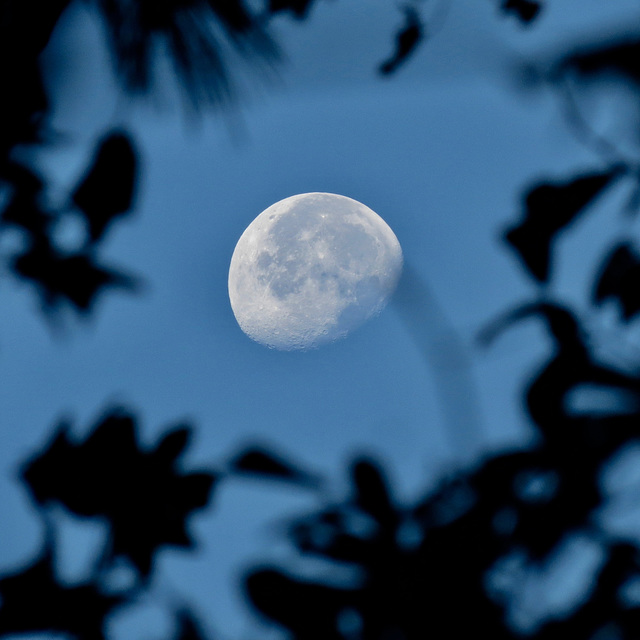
228,192,403,350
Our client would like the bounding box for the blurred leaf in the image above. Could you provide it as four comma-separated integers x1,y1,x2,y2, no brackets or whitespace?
481,302,640,433
268,0,317,18
504,168,619,282
291,507,381,565
0,57,48,156
153,425,192,465
1,158,137,315
1,161,50,237
230,444,320,486
378,6,423,76
246,456,511,638
0,0,66,155
501,0,542,24
72,130,138,243
535,542,640,638
11,244,137,313
0,546,123,639
245,568,349,637
593,243,640,320
351,458,396,528
173,608,209,640
94,0,279,109
560,38,640,84
0,0,73,56
21,408,217,576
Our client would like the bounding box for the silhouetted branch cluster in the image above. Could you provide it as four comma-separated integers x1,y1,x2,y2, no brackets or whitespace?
241,15,640,640
94,0,280,109
0,407,216,639
501,0,542,24
4,2,640,640
0,0,443,329
0,0,280,326
2,132,139,315
243,322,640,638
377,0,543,76
0,1,142,321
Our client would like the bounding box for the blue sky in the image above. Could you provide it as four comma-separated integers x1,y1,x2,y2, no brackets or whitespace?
2,0,640,637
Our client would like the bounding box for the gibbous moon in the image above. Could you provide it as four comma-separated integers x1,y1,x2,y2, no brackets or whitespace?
228,192,403,350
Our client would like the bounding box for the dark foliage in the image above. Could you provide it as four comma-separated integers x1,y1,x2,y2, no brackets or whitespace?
73,131,139,242
504,168,620,282
229,444,321,487
244,302,640,637
593,243,640,320
379,6,423,76
268,0,318,19
0,1,68,156
94,0,280,108
501,0,542,25
13,246,136,313
0,407,216,639
3,2,640,640
174,608,210,640
559,38,640,84
1,141,139,316
0,546,124,639
0,0,278,326
246,457,510,639
22,408,216,577
241,21,640,637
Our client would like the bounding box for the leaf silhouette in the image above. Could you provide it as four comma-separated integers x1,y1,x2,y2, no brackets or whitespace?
245,568,350,637
94,0,279,109
560,38,640,84
1,152,138,317
246,453,512,639
501,0,542,24
291,516,373,565
0,57,48,156
504,168,619,282
173,608,209,640
230,444,320,486
72,130,138,243
12,244,137,313
593,243,640,320
0,0,72,57
378,6,423,76
0,0,61,154
1,161,50,237
268,0,317,19
21,408,217,576
0,546,123,639
480,302,640,433
352,458,396,528
535,542,640,637
153,425,192,465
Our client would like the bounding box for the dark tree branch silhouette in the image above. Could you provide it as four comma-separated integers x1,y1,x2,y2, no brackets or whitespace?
3,2,640,640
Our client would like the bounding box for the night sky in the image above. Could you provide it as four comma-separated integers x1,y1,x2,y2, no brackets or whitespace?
2,1,640,637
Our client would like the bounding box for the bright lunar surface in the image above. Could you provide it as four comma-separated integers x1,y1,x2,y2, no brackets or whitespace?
228,193,403,350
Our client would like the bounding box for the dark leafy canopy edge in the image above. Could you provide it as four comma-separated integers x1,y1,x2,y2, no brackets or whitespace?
504,167,622,283
2,2,640,640
0,545,124,640
593,242,640,320
93,0,281,110
0,130,140,318
229,443,322,487
21,407,217,577
501,0,542,25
